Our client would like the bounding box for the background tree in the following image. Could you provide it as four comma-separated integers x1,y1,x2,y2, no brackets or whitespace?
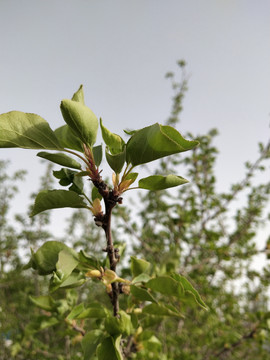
0,161,26,359
118,63,270,359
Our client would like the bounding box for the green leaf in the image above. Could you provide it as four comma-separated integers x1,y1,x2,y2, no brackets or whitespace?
31,189,88,216
170,273,208,310
130,256,151,277
105,310,133,336
140,315,163,329
53,168,75,184
97,336,123,360
105,146,126,174
29,295,56,311
0,111,62,150
69,175,84,194
93,145,103,167
126,123,199,166
82,330,103,360
31,241,71,275
114,336,123,360
141,335,162,352
72,84,85,104
53,168,83,194
54,299,70,316
142,303,184,318
78,250,101,269
66,303,85,320
58,271,85,289
51,271,83,292
56,249,79,278
145,276,184,298
131,273,152,284
60,99,98,147
37,151,82,169
125,172,138,184
36,316,60,330
91,186,103,201
25,316,59,335
100,118,125,154
100,119,126,173
54,125,84,152
77,303,107,319
130,285,157,303
123,129,137,136
139,174,188,190
49,271,65,292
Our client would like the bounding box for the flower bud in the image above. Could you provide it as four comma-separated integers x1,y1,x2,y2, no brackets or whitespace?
86,269,102,279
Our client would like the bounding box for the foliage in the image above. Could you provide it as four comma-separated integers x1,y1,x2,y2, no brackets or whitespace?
1,62,270,359
0,77,204,359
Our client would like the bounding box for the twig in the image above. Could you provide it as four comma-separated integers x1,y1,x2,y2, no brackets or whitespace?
71,320,86,336
204,324,259,360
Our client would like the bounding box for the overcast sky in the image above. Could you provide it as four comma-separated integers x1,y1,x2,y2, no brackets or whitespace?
0,0,269,235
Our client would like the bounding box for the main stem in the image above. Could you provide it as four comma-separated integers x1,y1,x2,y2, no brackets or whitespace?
103,201,119,316
86,146,121,316
92,176,121,317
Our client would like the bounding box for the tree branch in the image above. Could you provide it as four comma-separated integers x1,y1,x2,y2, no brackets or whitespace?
204,324,259,360
92,175,122,317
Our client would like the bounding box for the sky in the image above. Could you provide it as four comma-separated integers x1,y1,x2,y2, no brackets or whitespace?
0,0,269,236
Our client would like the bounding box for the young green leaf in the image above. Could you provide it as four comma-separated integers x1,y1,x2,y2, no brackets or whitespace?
123,128,137,136
31,241,72,275
170,273,208,310
30,189,88,216
60,99,98,147
130,285,157,303
66,303,85,320
97,336,123,360
49,270,85,293
78,250,101,269
68,175,84,194
54,125,84,152
93,144,103,167
0,111,62,150
56,249,79,278
82,330,104,360
53,168,83,192
138,174,188,190
125,172,138,184
145,276,184,297
126,123,199,166
100,118,125,154
142,303,184,318
91,186,103,201
131,273,152,284
130,256,151,277
25,316,59,336
105,146,126,174
113,336,123,360
77,303,107,319
37,151,82,169
140,335,162,353
105,311,133,337
29,295,56,311
53,168,76,185
58,271,86,289
72,84,85,104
